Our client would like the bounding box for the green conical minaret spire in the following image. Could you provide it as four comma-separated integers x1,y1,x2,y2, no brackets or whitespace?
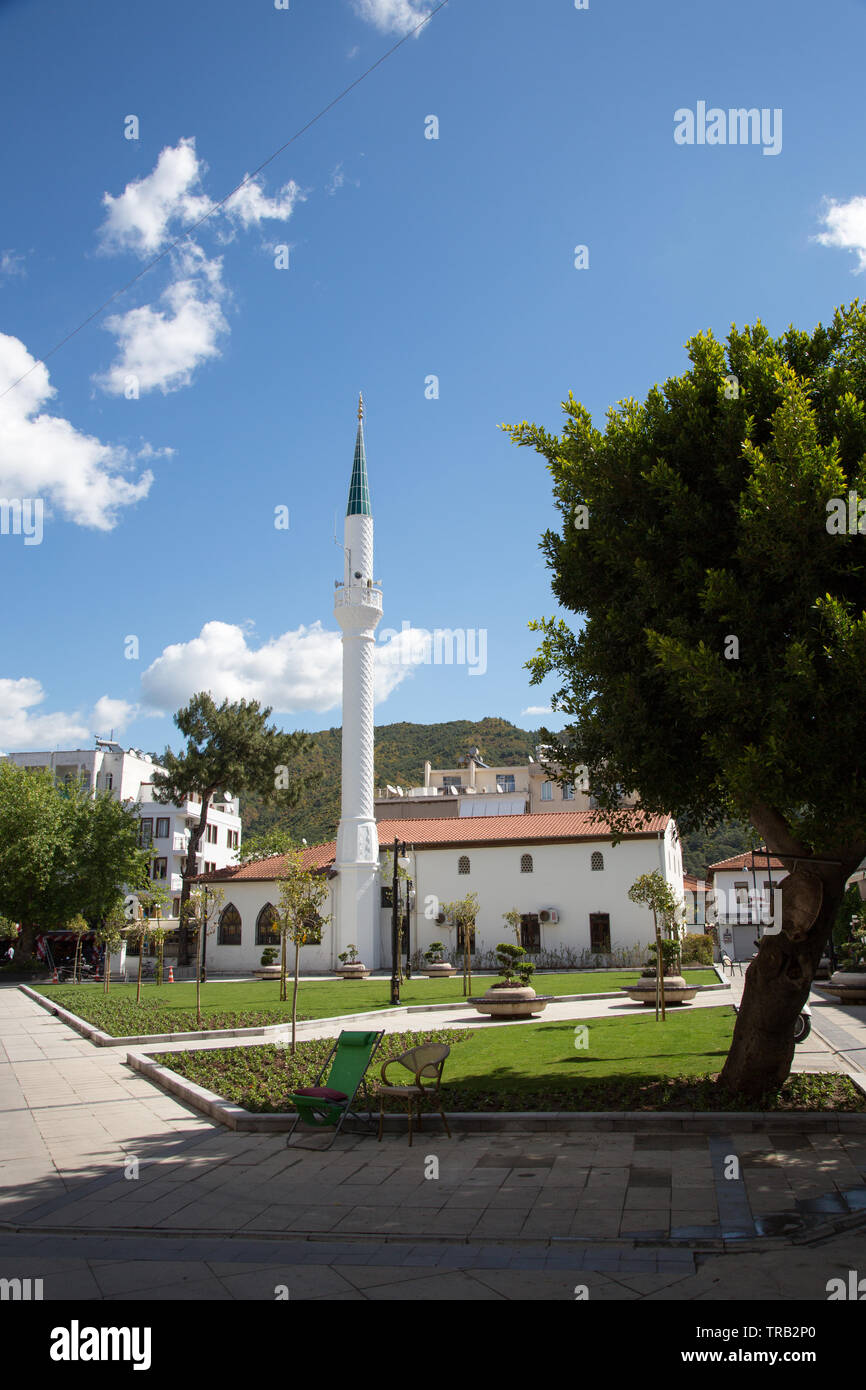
346,392,372,517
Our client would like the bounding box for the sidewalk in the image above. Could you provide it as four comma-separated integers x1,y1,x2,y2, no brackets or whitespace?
2,980,866,1300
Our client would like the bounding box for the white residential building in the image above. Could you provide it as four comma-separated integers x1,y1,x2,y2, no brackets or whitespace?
2,741,242,924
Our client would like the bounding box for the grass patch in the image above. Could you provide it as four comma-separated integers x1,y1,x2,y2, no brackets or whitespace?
33,970,716,1037
155,1008,866,1113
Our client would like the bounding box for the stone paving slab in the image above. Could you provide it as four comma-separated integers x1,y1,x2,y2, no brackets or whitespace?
4,977,866,1300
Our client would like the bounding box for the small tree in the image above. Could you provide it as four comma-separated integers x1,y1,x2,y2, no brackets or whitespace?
441,892,480,996
184,885,224,1025
94,906,126,994
502,909,523,947
627,871,683,1022
276,850,331,1053
128,913,149,1005
67,914,90,984
152,694,315,966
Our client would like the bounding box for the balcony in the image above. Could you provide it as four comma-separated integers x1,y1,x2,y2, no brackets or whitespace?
334,584,383,612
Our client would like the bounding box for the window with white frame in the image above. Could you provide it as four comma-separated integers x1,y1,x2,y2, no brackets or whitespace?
541,781,553,801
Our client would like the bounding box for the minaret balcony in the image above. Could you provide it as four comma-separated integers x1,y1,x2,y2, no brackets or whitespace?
335,583,383,613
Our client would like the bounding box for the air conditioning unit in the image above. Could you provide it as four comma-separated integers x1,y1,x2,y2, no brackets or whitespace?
539,907,560,924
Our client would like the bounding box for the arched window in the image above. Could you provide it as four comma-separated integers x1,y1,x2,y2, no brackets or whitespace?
591,851,604,871
458,855,470,875
255,902,280,945
218,903,242,945
521,853,533,873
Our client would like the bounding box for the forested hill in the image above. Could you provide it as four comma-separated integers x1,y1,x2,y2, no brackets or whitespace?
241,717,539,847
241,714,752,873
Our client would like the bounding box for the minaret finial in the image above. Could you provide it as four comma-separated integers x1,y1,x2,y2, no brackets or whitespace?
358,392,364,423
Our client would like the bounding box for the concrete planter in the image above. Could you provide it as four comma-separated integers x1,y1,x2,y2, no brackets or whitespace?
334,963,371,980
823,971,866,1004
472,985,550,1019
253,965,282,979
623,974,698,1006
421,962,456,978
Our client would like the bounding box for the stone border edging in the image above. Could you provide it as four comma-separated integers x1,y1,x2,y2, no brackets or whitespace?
126,1048,866,1134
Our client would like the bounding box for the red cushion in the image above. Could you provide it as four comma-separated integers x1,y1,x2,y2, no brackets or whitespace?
294,1086,348,1101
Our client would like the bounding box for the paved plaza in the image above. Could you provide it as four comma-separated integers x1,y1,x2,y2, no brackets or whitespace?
2,978,866,1301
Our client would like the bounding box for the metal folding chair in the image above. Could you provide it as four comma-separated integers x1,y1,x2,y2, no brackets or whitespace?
286,1029,384,1150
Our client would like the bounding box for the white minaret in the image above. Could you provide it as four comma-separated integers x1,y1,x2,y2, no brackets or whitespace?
333,394,383,966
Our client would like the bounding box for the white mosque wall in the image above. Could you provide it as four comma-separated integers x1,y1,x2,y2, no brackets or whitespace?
403,828,684,964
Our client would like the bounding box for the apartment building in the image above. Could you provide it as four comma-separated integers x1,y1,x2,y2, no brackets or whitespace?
3,741,241,923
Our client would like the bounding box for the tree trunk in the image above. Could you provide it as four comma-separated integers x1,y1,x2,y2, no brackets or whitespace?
16,922,39,963
719,850,858,1098
177,793,212,967
291,938,301,1055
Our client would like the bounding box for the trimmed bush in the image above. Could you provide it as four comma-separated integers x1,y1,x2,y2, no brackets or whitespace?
682,933,714,966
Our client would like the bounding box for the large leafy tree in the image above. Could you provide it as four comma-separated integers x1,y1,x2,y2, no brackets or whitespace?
151,694,315,964
506,301,866,1098
0,762,150,960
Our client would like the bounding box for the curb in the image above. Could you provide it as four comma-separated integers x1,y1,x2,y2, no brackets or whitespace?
125,1049,866,1134
19,976,727,1046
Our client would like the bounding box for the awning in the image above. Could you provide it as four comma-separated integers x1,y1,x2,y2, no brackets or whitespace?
41,931,97,943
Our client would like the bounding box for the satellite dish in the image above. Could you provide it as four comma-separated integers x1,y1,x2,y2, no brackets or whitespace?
223,791,232,802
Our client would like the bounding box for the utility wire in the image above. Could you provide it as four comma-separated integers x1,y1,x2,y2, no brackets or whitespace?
0,1,450,404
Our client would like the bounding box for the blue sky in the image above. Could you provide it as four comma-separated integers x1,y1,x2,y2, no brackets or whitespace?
1,0,865,760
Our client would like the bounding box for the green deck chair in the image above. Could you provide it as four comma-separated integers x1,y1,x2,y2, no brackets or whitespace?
286,1030,384,1150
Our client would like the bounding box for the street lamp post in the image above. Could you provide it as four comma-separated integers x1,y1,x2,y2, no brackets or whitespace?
199,885,208,984
390,837,403,1005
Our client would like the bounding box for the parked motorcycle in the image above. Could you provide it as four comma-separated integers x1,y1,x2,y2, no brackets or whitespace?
732,1000,812,1044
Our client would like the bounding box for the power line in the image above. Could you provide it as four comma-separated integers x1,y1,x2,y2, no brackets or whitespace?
0,1,450,404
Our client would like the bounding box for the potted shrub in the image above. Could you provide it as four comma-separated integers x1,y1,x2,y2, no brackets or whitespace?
623,871,697,1013
254,945,282,979
626,936,698,1006
824,917,866,1003
472,942,550,1018
421,941,455,977
335,943,371,979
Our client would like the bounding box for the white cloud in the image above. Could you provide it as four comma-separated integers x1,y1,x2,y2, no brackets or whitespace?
521,706,553,716
814,195,866,272
0,682,140,751
0,678,90,751
0,250,26,279
98,138,214,257
224,177,305,229
95,147,305,396
96,259,228,396
91,696,137,736
351,0,433,35
326,164,346,197
140,619,427,715
0,332,154,529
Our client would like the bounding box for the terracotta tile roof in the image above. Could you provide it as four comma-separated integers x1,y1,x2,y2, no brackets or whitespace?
199,841,337,883
707,850,787,876
199,810,671,884
374,810,670,846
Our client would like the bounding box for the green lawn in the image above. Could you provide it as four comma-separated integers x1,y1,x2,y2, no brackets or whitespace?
34,969,717,1036
156,1009,866,1114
